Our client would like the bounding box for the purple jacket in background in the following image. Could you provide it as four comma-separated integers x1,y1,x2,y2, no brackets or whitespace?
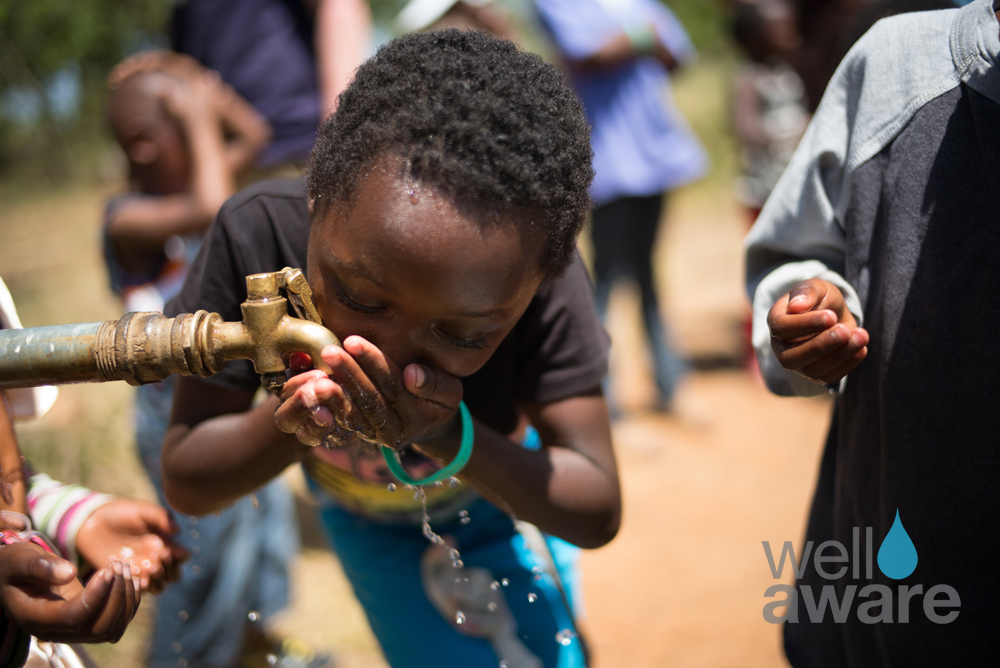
535,0,708,204
171,0,322,166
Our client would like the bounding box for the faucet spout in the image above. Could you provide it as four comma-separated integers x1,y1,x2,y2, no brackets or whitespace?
0,268,341,393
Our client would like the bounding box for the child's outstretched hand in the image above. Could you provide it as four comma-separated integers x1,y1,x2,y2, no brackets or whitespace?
75,500,188,594
0,542,139,643
275,337,464,451
767,278,869,385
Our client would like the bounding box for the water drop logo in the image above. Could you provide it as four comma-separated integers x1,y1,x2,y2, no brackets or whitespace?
877,510,918,579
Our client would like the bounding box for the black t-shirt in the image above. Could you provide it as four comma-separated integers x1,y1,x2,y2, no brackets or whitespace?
167,178,610,438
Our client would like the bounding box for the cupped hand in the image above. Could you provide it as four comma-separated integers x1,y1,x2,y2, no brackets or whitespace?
274,337,463,451
767,278,869,385
75,499,188,594
0,542,140,643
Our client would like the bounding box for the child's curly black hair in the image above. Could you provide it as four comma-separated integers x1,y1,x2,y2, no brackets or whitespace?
307,28,594,278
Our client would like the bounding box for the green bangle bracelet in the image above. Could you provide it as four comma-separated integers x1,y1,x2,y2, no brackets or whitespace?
381,401,474,486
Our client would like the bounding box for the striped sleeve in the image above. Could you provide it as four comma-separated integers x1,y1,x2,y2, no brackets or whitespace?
26,474,112,565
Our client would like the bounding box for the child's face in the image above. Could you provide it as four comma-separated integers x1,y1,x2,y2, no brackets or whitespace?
307,158,547,378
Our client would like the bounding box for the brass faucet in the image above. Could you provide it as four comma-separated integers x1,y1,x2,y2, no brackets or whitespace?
0,268,340,394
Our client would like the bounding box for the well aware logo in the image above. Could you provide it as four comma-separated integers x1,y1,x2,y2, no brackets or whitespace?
762,510,960,624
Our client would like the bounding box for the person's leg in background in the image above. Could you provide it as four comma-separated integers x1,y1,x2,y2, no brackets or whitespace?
629,192,687,408
590,194,687,412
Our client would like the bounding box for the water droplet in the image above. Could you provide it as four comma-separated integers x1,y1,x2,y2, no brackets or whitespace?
120,546,135,559
188,516,198,526
248,611,260,623
533,573,542,581
489,210,501,222
189,530,199,540
448,477,460,487
408,189,420,205
142,559,152,569
455,611,466,625
387,483,397,492
877,509,918,579
555,629,575,646
490,581,501,591
192,565,201,575
191,546,200,556
266,653,278,665
454,559,464,568
178,660,188,668
178,610,189,621
501,578,510,587
527,592,537,603
500,660,510,668
172,642,183,653
251,494,259,510
487,602,498,612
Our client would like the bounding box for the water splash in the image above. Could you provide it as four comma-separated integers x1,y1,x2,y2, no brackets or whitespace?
555,629,576,646
416,487,465,569
877,509,918,580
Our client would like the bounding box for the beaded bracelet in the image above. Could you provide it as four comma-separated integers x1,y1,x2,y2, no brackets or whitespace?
0,511,31,546
381,401,473,486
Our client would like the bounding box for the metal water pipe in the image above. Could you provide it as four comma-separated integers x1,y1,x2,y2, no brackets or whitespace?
0,268,340,394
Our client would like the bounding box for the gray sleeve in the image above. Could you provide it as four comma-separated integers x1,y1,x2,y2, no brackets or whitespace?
744,8,961,397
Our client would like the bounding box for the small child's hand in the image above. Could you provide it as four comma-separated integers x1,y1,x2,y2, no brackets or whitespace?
0,542,140,644
161,71,220,125
108,50,210,90
274,337,463,451
767,278,869,385
75,500,188,594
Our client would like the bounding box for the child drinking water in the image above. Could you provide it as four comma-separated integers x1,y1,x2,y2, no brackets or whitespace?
160,29,618,668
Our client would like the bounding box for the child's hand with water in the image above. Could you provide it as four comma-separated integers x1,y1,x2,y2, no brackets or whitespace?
275,336,464,451
75,499,188,594
767,278,869,385
0,542,140,643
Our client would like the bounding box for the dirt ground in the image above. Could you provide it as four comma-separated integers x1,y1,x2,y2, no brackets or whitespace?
2,179,832,668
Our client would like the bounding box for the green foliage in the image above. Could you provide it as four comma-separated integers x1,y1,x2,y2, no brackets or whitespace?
664,0,731,53
0,0,169,181
0,0,168,85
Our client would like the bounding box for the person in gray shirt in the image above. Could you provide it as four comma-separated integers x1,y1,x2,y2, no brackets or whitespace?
746,0,1000,664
